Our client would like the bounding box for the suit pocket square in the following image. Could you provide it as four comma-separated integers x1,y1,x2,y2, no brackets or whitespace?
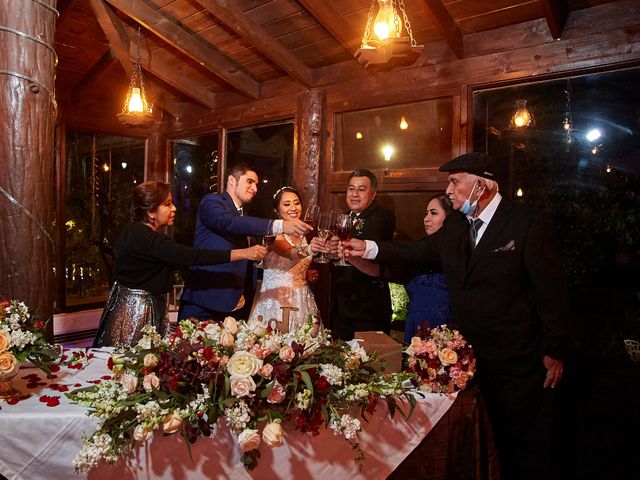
492,240,516,252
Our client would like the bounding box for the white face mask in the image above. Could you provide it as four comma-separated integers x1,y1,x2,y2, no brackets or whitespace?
459,181,484,216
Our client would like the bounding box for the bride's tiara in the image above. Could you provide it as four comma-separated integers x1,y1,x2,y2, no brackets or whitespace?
272,186,296,199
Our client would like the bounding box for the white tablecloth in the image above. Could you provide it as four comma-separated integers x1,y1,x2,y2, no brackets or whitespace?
0,349,456,480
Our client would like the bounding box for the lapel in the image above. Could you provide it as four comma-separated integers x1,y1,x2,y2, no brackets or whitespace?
466,199,514,274
351,201,377,237
221,191,239,214
445,214,470,280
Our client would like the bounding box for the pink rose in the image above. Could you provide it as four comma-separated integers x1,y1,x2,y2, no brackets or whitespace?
260,364,273,378
230,375,256,398
119,373,138,394
162,413,183,434
142,372,160,392
279,345,295,362
0,331,12,353
438,348,458,366
0,351,18,377
262,420,283,447
220,330,235,347
223,316,239,335
143,353,158,367
238,429,261,452
267,382,286,404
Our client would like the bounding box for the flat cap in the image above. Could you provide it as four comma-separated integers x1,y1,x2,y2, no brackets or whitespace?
439,152,498,180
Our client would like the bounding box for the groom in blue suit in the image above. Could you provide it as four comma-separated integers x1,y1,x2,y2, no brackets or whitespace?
178,163,311,322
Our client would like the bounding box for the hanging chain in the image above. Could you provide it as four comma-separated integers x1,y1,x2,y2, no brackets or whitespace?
392,0,401,38
397,0,416,46
361,0,376,48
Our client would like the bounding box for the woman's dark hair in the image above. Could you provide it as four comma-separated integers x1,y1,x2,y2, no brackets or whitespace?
272,186,302,217
132,181,171,223
428,193,454,216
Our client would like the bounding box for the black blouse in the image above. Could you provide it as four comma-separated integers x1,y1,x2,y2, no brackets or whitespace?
114,222,230,295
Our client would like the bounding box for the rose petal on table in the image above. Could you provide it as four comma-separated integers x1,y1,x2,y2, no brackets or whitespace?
101,375,112,380
45,397,61,407
50,365,61,373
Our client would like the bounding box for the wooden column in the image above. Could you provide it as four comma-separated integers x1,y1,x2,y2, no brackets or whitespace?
293,89,326,207
0,0,57,339
145,124,169,182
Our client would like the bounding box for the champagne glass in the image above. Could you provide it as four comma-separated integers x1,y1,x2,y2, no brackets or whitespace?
302,204,319,242
334,213,352,266
255,234,276,269
314,212,332,264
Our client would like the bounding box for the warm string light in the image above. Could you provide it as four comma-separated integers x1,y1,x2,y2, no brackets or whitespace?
509,100,534,129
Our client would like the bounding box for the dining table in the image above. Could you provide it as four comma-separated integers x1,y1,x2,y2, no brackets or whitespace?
0,348,497,480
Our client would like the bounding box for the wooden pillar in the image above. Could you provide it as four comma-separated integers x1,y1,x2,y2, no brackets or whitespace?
293,89,326,207
0,0,57,339
145,124,169,182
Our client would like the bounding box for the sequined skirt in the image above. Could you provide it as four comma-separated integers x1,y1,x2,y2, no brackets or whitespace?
92,282,168,348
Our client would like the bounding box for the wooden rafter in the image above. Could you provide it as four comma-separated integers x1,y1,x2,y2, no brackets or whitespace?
539,0,568,39
420,0,464,59
105,0,260,99
88,0,188,115
71,48,119,103
195,0,313,87
296,0,361,54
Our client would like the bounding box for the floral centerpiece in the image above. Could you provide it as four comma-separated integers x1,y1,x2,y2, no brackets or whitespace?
0,299,61,399
68,317,416,472
405,324,476,394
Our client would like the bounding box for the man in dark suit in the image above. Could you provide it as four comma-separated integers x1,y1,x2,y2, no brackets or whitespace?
346,153,569,479
331,169,396,340
178,163,311,322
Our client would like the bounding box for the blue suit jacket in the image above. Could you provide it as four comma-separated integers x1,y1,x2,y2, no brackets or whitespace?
180,191,272,312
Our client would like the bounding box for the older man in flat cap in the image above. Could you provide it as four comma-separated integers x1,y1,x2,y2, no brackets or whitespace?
346,152,569,480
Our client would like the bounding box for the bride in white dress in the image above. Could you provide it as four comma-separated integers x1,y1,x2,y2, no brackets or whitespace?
248,187,326,335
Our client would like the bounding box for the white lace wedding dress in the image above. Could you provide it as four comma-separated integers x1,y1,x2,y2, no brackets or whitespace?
248,235,321,333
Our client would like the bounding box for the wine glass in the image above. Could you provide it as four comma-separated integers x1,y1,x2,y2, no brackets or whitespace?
334,213,352,266
302,204,319,242
314,212,332,264
255,234,276,269
327,209,342,260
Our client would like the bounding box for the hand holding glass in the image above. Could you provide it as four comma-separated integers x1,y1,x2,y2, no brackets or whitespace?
255,234,276,268
314,212,332,264
334,213,352,266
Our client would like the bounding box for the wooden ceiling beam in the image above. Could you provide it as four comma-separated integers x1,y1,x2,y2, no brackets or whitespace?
71,48,119,103
420,0,464,59
539,0,568,40
88,0,184,116
195,0,314,87
105,0,260,99
296,0,361,55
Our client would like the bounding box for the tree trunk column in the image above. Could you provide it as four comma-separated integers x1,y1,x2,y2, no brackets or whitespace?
294,89,326,207
0,0,57,339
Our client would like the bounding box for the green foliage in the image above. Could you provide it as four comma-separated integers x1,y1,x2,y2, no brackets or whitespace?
389,282,409,322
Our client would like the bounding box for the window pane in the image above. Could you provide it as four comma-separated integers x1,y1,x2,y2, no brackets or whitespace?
171,134,219,247
64,131,145,307
334,98,453,171
472,68,640,360
226,122,294,219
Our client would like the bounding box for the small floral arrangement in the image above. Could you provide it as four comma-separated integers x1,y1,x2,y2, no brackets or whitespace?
352,217,365,236
68,317,416,472
0,300,60,379
405,324,476,394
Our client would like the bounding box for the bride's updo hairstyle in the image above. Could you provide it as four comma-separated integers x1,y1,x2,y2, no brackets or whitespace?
272,186,302,218
132,180,171,223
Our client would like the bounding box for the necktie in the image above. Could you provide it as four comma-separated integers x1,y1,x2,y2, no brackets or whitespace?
469,218,483,249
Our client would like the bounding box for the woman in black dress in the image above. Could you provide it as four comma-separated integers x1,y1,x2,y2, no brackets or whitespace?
93,180,266,347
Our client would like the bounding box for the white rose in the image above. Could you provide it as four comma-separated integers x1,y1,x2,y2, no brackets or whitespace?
262,420,283,447
143,353,158,367
0,331,12,353
227,351,263,377
223,316,239,335
133,424,153,442
248,320,266,337
203,323,220,339
142,372,160,392
119,373,138,394
230,374,256,398
238,429,261,452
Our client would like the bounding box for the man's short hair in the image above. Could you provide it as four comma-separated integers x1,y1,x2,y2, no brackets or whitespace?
226,163,255,182
349,169,378,190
